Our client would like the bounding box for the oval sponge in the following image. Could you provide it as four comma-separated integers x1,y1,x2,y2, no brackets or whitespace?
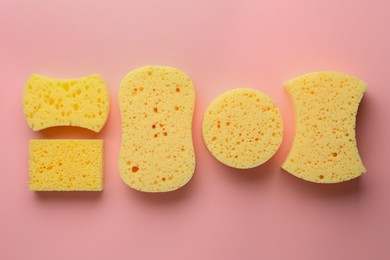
202,88,283,169
23,74,110,133
282,71,367,183
119,66,196,192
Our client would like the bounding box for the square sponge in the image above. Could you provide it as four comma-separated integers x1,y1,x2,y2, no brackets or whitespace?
29,139,103,191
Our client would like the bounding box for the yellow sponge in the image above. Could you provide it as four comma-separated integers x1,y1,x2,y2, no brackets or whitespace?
23,74,110,133
202,88,283,169
282,72,367,183
119,66,195,192
29,139,103,191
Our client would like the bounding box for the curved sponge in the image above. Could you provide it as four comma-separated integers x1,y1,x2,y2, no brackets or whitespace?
29,139,103,191
119,66,196,192
282,72,367,183
202,88,283,169
23,74,110,133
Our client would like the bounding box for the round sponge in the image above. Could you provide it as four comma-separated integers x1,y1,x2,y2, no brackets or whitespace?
202,88,283,169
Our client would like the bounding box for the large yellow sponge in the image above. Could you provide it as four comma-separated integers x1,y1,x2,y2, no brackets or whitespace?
29,139,103,191
23,74,110,132
119,66,195,192
202,88,283,169
282,72,367,183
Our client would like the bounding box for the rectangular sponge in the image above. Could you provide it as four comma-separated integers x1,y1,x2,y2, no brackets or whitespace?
29,139,103,191
119,65,195,192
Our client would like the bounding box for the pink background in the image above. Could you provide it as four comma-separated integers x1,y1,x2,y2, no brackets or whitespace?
1,0,390,259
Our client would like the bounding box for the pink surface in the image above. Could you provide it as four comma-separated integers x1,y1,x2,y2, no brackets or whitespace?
1,0,390,259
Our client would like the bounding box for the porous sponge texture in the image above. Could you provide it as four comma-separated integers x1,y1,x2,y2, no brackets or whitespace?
282,72,367,183
29,139,103,191
119,66,196,192
23,74,110,133
202,88,283,169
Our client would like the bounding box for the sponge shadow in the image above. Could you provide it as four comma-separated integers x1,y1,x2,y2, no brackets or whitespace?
216,156,278,186
355,92,371,162
355,89,369,134
278,168,363,199
34,190,103,201
125,173,198,205
37,126,104,139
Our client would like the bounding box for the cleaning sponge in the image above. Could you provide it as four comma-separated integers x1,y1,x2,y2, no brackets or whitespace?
202,88,283,169
282,71,367,183
29,139,103,191
23,74,109,133
119,65,196,192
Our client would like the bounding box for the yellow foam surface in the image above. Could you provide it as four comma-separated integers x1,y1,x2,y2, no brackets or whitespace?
202,88,283,169
119,66,195,192
23,74,110,133
282,72,367,183
29,139,103,191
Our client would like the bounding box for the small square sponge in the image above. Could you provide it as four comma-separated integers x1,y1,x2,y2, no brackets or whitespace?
29,139,103,191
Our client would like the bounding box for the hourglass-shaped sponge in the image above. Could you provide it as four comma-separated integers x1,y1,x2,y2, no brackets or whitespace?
282,72,367,183
23,74,109,133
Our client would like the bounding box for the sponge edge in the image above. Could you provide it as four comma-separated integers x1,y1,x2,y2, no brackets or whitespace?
23,74,110,133
282,71,367,183
202,88,283,169
29,139,103,191
119,65,195,192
